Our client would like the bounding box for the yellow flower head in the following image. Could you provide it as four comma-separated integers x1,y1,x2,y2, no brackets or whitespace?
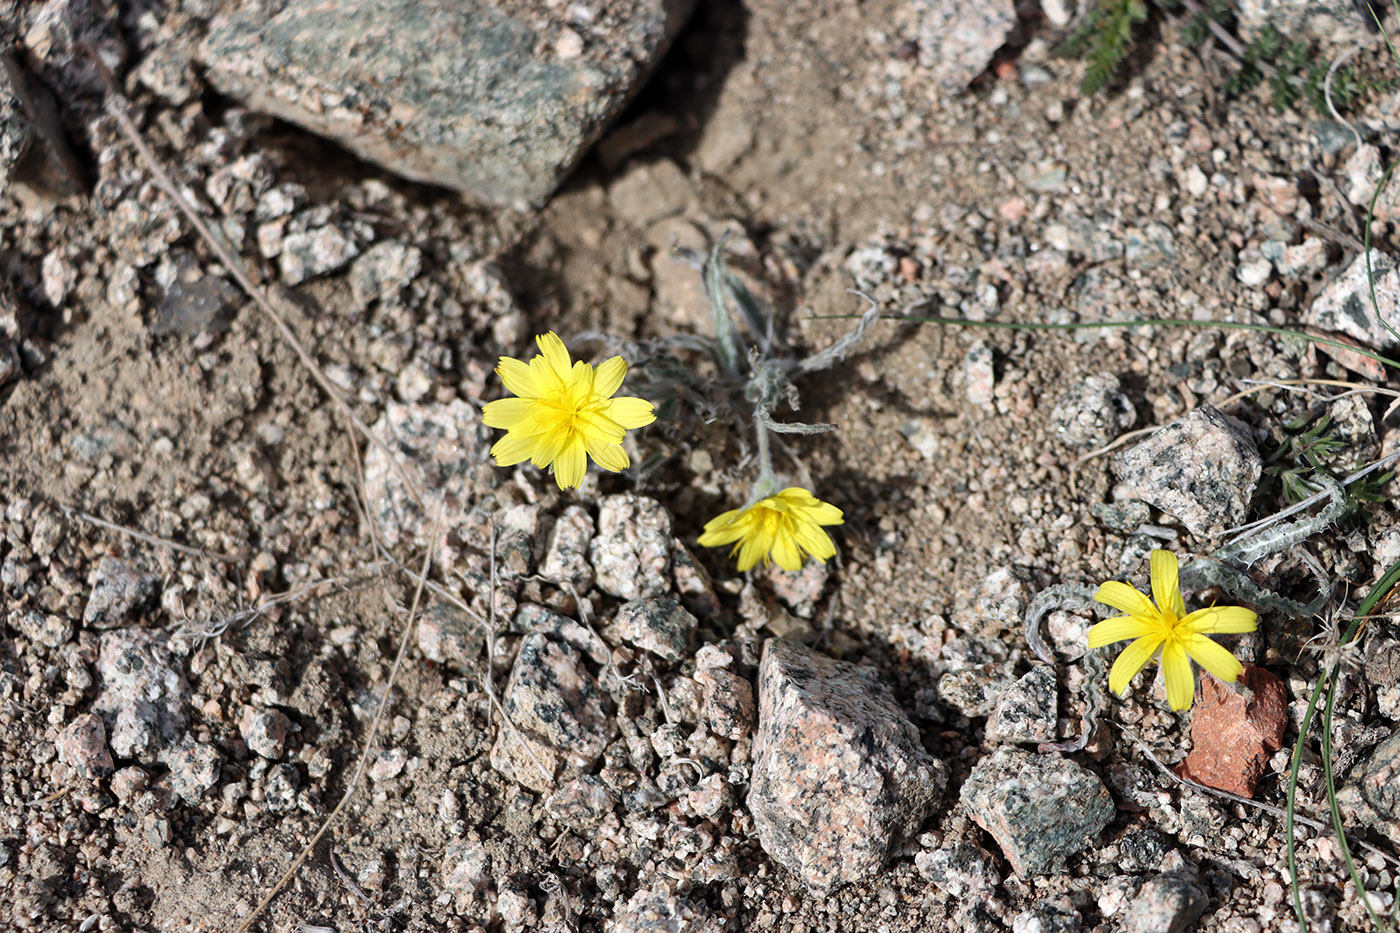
698,487,844,572
1087,549,1258,711
482,332,655,489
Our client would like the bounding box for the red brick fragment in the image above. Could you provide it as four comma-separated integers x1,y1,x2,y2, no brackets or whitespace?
1176,665,1287,797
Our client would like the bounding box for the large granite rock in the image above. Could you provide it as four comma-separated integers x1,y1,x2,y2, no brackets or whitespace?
748,639,947,890
199,0,695,207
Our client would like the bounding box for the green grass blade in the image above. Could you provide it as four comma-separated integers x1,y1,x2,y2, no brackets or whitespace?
809,313,1400,372
1288,558,1400,930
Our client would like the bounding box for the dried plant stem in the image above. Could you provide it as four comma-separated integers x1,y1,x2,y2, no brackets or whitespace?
90,53,424,512
62,505,242,563
1118,724,1400,869
233,505,442,933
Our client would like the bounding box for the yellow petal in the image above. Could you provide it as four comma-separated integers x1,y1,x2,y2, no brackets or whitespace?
698,513,747,548
553,438,587,489
1180,605,1258,635
781,489,843,525
771,529,802,571
490,432,537,466
482,397,536,430
497,356,541,398
607,396,656,429
536,332,573,381
1094,581,1157,619
594,356,627,398
1181,633,1245,683
1161,641,1195,711
568,359,594,394
1087,616,1155,649
1108,633,1164,695
793,521,836,561
529,353,564,393
736,533,769,572
574,410,626,445
1150,549,1186,616
531,430,567,470
586,439,629,473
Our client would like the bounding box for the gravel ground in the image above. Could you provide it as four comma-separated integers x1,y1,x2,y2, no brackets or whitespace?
7,1,1400,931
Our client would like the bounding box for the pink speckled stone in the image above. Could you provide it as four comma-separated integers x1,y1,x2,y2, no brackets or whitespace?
748,639,946,890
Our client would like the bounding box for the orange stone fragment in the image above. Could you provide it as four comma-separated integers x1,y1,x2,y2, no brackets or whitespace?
1176,665,1288,797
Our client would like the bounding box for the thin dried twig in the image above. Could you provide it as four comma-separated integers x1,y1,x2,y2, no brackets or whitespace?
482,520,554,786
1119,723,1400,868
234,505,443,933
88,50,424,513
63,506,243,563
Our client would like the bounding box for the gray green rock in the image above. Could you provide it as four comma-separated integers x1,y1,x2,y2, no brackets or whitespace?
199,0,695,207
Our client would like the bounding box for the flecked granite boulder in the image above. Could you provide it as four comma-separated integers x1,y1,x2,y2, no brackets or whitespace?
199,0,695,207
960,746,1115,875
1112,404,1262,537
747,639,947,890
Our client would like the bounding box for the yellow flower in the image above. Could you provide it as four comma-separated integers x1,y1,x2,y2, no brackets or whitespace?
698,487,844,572
1087,549,1258,711
482,332,655,489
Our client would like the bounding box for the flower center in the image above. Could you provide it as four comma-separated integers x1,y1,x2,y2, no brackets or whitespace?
757,506,788,534
1158,607,1184,645
544,384,595,434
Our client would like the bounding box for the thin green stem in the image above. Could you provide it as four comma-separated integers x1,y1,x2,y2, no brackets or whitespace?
1289,558,1400,931
1364,157,1400,348
809,314,1400,372
1322,665,1392,932
752,416,779,501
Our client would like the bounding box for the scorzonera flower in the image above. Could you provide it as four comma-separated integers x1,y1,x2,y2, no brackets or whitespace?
1087,549,1258,711
482,332,655,489
698,487,843,572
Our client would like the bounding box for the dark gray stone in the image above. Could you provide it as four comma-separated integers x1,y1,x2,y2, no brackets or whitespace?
92,630,191,764
153,271,242,337
1112,405,1261,537
1121,870,1208,933
199,0,695,207
1305,250,1400,350
1050,373,1136,450
1117,829,1168,874
985,665,1058,745
417,602,485,668
749,639,947,890
489,622,615,793
0,52,83,199
57,713,114,780
1338,727,1400,848
83,557,160,629
612,596,696,664
1091,500,1153,532
961,746,1114,876
914,842,999,898
166,742,222,803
